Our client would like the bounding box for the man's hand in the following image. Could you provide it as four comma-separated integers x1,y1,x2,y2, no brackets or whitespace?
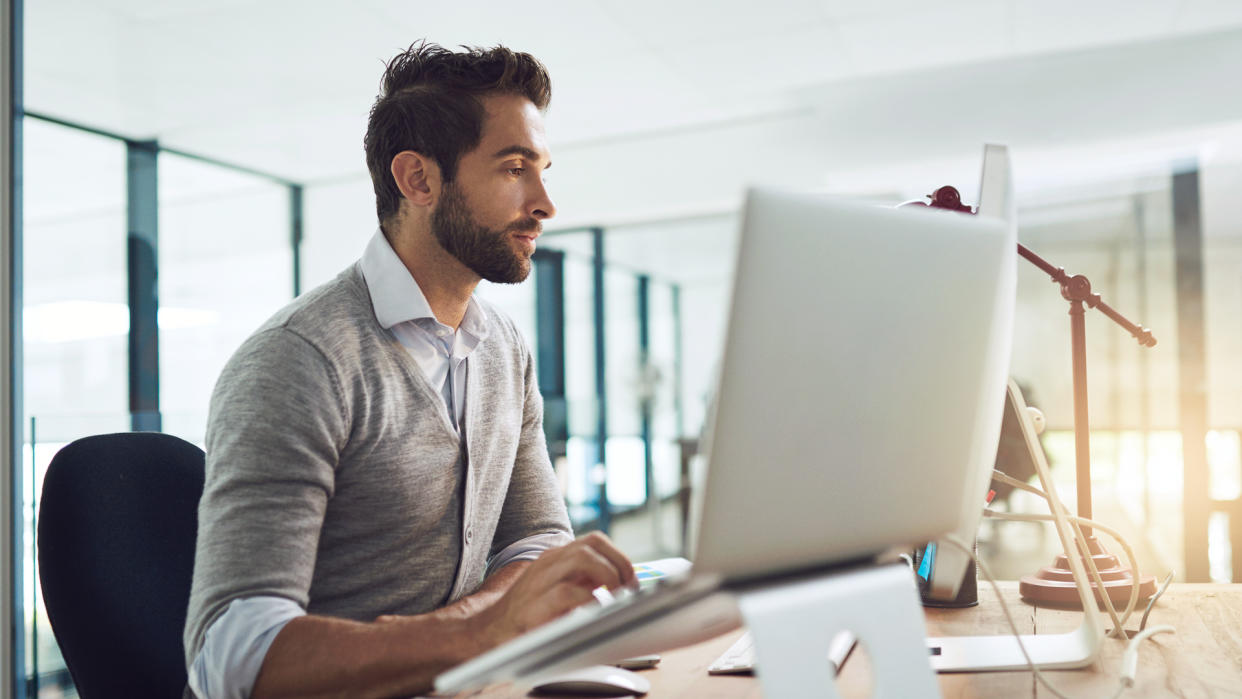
476,531,635,646
253,533,633,698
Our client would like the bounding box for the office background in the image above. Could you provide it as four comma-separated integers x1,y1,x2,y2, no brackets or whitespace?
5,1,1242,696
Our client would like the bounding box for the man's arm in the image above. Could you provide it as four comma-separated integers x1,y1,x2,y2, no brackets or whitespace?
414,559,532,621
252,533,634,699
185,327,346,671
488,340,575,559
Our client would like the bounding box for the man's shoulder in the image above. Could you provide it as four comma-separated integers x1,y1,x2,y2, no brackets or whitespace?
230,264,380,370
262,264,374,342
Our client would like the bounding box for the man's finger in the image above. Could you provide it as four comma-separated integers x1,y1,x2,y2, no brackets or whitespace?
526,542,621,593
579,532,635,586
562,545,625,591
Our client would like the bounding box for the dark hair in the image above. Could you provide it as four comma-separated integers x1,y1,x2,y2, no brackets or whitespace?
364,42,552,227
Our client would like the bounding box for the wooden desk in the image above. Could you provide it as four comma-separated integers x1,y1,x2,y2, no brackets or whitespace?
458,582,1242,698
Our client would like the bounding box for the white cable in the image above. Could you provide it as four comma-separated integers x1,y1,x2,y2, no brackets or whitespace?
1120,625,1175,687
1068,517,1135,639
993,469,1047,498
984,510,1142,635
942,534,1176,699
942,534,1077,699
990,470,1141,637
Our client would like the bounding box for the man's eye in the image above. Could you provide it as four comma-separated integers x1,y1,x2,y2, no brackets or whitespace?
508,167,525,176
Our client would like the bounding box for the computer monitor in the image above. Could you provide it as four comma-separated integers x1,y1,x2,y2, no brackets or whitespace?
436,168,1018,693
920,144,1018,601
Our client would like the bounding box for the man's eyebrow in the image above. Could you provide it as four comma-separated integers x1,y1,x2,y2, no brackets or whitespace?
493,145,551,168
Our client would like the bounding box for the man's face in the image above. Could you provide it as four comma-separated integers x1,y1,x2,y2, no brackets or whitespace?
430,93,556,284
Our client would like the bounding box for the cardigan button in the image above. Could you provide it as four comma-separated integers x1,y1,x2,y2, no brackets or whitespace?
465,528,474,544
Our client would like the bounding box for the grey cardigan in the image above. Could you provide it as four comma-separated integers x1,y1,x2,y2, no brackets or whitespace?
183,263,571,666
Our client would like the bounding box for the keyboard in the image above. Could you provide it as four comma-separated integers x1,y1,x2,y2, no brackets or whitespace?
708,629,857,675
437,568,740,694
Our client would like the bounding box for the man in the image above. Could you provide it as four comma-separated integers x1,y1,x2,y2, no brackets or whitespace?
183,43,635,698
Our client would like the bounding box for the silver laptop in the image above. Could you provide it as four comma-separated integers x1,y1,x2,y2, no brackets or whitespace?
436,177,1016,693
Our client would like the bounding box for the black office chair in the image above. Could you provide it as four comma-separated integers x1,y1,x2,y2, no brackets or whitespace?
38,432,205,699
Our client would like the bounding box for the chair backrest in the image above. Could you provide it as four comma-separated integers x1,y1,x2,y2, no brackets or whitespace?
38,432,205,699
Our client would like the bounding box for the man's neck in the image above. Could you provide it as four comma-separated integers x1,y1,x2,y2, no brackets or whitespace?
385,222,478,330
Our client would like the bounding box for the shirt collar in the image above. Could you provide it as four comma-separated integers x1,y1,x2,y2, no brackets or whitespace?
359,228,490,339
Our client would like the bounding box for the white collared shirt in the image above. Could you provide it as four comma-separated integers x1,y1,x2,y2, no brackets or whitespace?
359,226,489,432
188,229,567,699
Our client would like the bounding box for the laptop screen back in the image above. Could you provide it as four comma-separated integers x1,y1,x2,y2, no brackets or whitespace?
692,187,1016,583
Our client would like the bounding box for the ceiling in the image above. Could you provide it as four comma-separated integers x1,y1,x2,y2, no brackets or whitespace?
24,0,1242,184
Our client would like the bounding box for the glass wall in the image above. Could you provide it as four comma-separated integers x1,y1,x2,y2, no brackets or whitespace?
1003,178,1182,580
158,152,292,444
603,268,643,508
1202,161,1242,582
18,116,297,695
22,118,128,694
23,120,128,436
520,229,694,534
554,234,603,525
646,279,683,501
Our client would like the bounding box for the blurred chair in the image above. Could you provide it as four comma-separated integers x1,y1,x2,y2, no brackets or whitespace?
38,432,205,699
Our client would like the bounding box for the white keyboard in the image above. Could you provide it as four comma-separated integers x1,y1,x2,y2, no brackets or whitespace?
708,629,857,675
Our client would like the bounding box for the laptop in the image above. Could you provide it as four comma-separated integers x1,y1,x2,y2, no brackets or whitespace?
436,174,1016,693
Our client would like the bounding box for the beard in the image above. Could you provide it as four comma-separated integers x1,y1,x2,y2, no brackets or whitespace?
431,183,539,284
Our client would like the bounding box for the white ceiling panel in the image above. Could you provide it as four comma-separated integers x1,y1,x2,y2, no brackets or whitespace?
546,75,701,145
22,0,1242,185
358,0,645,68
660,21,853,94
1012,0,1182,53
597,0,827,46
833,0,1011,77
1175,0,1242,32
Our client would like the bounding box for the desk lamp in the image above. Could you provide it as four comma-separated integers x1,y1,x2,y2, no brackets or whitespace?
905,186,1157,606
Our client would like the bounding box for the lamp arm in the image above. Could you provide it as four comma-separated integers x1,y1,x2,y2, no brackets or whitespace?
906,187,1158,350
1016,242,1157,349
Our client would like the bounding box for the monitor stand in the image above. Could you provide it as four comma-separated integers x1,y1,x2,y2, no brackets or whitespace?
735,561,939,699
926,380,1105,671
734,378,1107,694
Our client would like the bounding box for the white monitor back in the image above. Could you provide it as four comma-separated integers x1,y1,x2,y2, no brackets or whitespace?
693,186,1016,584
925,144,1018,599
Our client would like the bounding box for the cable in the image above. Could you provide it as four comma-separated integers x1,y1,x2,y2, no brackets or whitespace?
941,534,1175,699
1064,515,1138,640
984,447,1177,695
984,510,1142,635
1139,572,1174,632
990,470,1144,637
942,534,1077,699
1120,625,1175,687
993,469,1047,498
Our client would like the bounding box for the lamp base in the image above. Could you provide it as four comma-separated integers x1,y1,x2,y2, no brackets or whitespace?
1019,535,1156,606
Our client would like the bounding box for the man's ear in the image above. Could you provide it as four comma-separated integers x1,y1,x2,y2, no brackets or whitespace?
390,151,440,208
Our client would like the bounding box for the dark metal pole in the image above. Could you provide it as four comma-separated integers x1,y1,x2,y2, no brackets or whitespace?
3,0,27,693
1069,299,1092,528
127,140,161,432
290,184,303,298
592,228,610,533
1173,168,1209,582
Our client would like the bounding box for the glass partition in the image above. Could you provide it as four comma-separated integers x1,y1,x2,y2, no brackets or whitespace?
158,152,292,444
22,116,129,696
557,239,600,525
604,268,643,509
